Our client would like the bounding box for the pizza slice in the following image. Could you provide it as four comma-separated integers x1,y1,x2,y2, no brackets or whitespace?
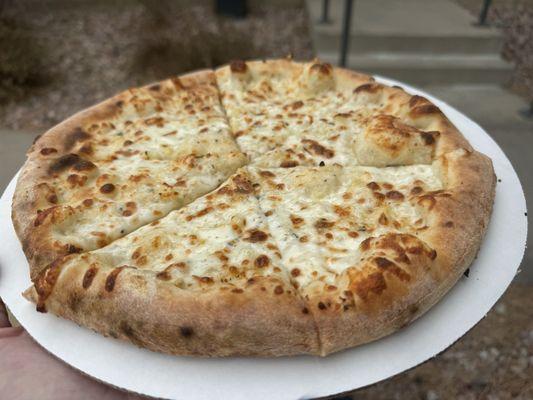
13,71,246,279
250,147,493,354
25,170,319,356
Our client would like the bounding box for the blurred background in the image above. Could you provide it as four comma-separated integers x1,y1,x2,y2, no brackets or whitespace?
0,0,531,398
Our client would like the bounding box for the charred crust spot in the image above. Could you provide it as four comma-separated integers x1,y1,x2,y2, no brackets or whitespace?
40,147,57,156
410,104,441,117
366,181,380,191
310,62,333,75
274,285,284,295
35,258,65,308
421,131,439,145
408,95,427,108
374,257,393,269
301,139,334,158
302,307,309,314
180,326,194,338
429,249,437,260
64,127,91,150
115,100,124,108
254,255,270,268
280,160,298,168
386,190,405,201
231,288,244,293
354,272,387,300
444,221,454,228
318,301,327,310
148,83,161,91
244,229,268,242
99,183,115,194
230,60,248,73
82,265,98,289
48,154,96,174
32,133,43,145
105,266,126,292
354,83,381,94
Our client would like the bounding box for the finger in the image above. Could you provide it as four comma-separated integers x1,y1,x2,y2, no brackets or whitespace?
0,297,11,328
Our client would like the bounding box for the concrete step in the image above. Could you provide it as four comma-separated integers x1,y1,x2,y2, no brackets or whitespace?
319,52,513,86
312,30,504,55
307,0,505,54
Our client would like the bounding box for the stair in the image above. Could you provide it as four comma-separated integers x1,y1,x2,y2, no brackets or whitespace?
307,0,513,86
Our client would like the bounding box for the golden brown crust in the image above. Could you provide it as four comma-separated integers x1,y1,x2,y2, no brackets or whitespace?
16,59,496,357
26,257,319,356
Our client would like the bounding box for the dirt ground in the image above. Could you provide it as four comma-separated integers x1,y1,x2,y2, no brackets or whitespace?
0,0,313,132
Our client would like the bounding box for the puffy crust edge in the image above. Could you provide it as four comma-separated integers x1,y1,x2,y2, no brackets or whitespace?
25,263,320,357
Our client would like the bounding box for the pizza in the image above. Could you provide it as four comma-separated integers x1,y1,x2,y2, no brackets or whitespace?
12,59,495,357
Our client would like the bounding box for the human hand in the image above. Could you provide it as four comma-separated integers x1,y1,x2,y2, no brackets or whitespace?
0,297,146,400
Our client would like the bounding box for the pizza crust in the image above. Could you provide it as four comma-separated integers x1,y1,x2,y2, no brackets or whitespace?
14,59,496,357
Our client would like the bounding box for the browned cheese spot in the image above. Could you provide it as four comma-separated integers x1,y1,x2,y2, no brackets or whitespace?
254,255,270,268
99,183,115,194
386,190,405,201
290,214,304,227
233,174,254,194
301,139,334,158
243,229,268,242
47,194,58,204
280,160,299,168
366,181,380,191
291,268,301,277
411,186,423,195
314,218,335,230
274,285,284,295
291,100,304,110
259,170,275,178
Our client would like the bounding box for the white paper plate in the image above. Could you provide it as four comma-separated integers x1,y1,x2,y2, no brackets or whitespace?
0,77,527,400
